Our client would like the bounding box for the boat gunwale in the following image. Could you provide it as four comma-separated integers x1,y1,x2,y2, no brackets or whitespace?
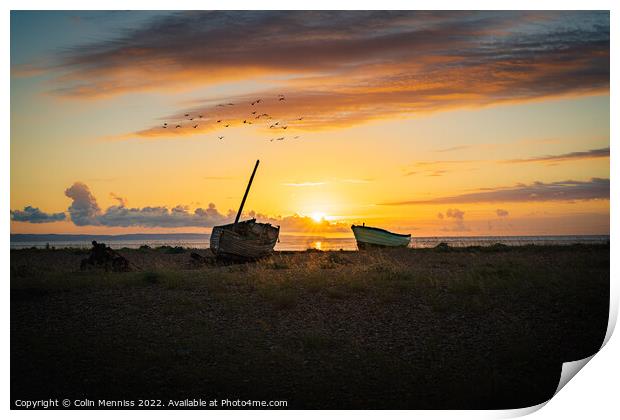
214,218,280,232
351,224,411,238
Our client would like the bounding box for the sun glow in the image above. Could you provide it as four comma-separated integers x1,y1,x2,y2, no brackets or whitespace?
310,212,326,222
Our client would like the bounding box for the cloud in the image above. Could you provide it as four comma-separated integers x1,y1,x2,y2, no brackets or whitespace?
17,182,346,231
65,182,102,226
110,192,128,207
403,160,473,177
10,206,66,223
249,211,349,233
282,181,327,187
442,208,469,231
96,203,233,228
383,178,610,205
446,208,464,220
434,145,471,153
496,209,509,217
502,147,609,164
18,11,608,137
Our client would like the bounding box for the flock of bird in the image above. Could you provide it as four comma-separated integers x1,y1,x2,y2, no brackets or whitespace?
160,94,302,142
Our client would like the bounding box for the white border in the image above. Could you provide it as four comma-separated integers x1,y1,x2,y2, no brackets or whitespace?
3,1,617,419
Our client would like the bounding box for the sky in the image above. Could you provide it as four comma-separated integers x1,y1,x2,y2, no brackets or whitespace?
10,10,610,236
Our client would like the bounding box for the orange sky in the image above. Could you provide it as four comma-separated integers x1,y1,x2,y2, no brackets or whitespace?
10,11,610,236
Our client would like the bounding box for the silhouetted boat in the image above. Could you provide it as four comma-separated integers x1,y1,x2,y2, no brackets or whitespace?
351,224,411,249
210,160,279,260
210,219,279,259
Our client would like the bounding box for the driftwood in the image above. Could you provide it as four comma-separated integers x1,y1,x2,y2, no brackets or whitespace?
80,241,131,272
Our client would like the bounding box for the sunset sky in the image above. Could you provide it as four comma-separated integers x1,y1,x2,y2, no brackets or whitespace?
10,10,610,236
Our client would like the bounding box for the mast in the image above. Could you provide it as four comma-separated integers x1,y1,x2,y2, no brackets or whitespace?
234,159,260,226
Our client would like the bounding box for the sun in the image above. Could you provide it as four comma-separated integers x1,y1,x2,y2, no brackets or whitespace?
310,212,326,223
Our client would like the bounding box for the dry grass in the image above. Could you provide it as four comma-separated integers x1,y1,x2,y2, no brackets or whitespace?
11,245,609,409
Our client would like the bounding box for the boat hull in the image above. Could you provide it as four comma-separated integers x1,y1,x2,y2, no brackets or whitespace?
210,219,279,260
351,225,411,249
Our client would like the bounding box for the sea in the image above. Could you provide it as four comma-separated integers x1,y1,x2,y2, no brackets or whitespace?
10,234,610,251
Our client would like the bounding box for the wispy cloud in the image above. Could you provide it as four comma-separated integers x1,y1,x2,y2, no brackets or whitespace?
404,146,609,176
282,181,327,187
383,178,609,205
17,11,608,138
433,145,471,153
109,192,127,207
403,160,473,177
501,147,609,164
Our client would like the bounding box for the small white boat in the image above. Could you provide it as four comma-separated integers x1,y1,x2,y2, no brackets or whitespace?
351,224,411,249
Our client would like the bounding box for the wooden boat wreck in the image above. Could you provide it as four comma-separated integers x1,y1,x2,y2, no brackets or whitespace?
210,219,279,260
351,224,411,249
210,160,280,260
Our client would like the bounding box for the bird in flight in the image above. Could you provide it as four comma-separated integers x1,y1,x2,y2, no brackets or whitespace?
251,111,257,115
217,120,222,123
277,137,285,141
175,125,181,128
184,113,190,117
199,115,203,119
225,124,230,127
193,125,199,128
218,136,224,140
297,117,303,120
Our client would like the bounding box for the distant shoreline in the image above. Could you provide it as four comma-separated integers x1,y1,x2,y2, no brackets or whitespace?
10,233,611,242
10,233,609,251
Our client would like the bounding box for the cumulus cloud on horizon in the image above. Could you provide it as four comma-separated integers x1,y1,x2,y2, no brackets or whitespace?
10,206,66,223
12,182,348,233
438,208,469,231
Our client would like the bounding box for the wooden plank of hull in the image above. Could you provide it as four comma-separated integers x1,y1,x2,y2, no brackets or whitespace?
351,225,411,248
218,229,278,259
211,223,279,259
